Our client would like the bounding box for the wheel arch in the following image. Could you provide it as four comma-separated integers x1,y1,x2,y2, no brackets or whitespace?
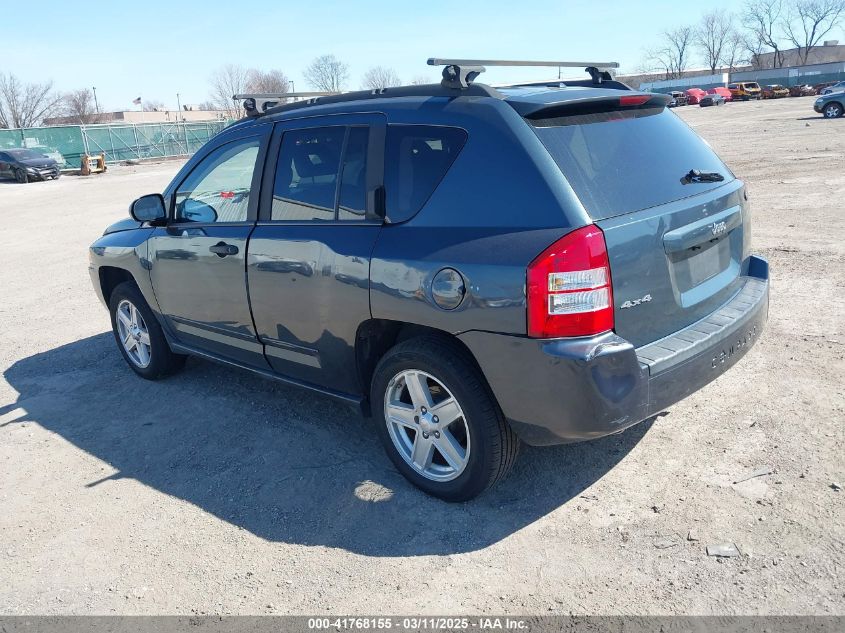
98,266,137,305
354,319,490,416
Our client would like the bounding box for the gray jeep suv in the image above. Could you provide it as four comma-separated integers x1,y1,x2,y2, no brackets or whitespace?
88,60,769,501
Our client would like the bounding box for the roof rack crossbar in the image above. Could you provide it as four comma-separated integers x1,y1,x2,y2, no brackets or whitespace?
233,92,337,117
428,58,620,88
427,58,620,69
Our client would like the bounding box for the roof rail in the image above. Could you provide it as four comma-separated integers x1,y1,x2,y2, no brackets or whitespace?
233,92,337,117
427,58,620,89
235,83,502,120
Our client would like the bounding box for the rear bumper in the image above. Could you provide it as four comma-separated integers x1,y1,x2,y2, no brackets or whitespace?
459,255,769,446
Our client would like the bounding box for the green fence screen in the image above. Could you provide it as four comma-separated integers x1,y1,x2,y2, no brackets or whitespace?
0,120,230,169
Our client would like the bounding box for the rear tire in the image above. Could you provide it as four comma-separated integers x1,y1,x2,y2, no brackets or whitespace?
371,336,519,501
108,281,186,380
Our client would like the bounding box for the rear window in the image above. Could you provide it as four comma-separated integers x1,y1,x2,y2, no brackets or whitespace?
531,108,732,220
384,125,467,222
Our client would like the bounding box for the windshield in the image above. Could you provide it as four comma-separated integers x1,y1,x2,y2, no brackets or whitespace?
532,108,733,220
746,83,760,90
7,149,47,160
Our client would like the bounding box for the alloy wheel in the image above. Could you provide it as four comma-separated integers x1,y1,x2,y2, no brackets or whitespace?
383,369,471,482
824,103,842,118
116,299,152,368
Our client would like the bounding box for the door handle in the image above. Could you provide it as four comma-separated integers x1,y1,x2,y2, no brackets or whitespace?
209,242,239,257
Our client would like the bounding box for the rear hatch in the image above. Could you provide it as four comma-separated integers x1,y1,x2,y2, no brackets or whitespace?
515,92,748,348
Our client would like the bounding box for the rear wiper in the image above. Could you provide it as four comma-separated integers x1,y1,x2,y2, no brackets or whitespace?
682,169,725,184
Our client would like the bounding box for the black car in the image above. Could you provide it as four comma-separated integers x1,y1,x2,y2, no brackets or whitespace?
699,93,725,107
0,148,60,183
88,59,769,501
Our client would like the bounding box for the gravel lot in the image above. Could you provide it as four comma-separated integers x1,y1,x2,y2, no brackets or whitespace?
0,96,842,616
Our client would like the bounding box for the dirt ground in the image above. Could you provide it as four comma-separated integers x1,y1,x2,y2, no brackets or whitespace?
0,96,842,616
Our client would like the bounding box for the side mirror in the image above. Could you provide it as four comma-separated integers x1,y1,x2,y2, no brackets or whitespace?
179,199,218,224
130,193,167,224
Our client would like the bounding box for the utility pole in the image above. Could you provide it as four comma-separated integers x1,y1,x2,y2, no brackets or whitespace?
289,80,295,102
176,93,182,120
92,86,100,113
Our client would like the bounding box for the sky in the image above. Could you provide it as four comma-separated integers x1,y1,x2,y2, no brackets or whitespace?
3,0,842,112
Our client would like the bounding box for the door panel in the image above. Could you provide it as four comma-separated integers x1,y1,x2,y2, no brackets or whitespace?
149,224,264,366
247,114,385,394
147,130,270,368
248,225,381,392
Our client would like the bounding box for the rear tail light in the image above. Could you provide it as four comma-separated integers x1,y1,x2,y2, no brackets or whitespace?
527,225,614,338
619,94,651,107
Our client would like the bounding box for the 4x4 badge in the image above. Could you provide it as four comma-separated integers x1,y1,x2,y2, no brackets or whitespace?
621,294,653,309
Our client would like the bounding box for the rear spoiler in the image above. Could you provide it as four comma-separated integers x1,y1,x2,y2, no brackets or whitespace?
510,93,672,119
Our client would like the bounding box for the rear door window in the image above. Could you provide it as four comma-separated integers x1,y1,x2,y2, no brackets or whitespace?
337,126,369,220
272,127,345,221
531,108,733,220
384,125,467,222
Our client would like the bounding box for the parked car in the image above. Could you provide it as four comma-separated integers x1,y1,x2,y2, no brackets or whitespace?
706,87,732,102
728,82,762,101
667,91,688,107
812,81,838,94
814,91,844,118
820,81,845,95
685,88,707,104
699,93,725,107
789,84,816,97
762,84,789,99
88,63,769,500
0,148,60,183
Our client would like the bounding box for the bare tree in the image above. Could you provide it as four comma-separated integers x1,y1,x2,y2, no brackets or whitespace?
667,26,695,76
197,100,217,111
743,0,787,67
410,75,433,85
696,10,734,72
208,64,251,119
303,54,349,92
643,47,677,80
740,30,770,68
722,30,749,71
246,69,291,94
143,99,165,112
61,88,99,124
643,26,694,80
362,66,401,90
783,0,845,65
0,73,62,128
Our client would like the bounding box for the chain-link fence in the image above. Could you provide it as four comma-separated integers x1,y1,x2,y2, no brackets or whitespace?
0,120,230,170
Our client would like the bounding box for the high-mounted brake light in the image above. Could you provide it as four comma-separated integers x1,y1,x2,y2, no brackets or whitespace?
619,95,651,106
527,225,614,338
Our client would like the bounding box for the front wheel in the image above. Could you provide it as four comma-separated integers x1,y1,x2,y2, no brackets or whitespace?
371,337,519,501
14,168,28,183
823,102,843,118
109,281,185,379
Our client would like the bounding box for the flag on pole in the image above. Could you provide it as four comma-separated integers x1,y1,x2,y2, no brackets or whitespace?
132,97,142,105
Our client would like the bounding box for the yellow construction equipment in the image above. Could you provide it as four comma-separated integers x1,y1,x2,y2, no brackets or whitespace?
80,152,107,175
